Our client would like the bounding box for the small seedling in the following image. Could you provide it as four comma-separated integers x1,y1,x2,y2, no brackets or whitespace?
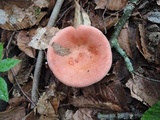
0,43,21,102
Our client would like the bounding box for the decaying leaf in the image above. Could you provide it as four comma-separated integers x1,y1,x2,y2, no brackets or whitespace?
8,96,28,107
8,53,33,85
89,12,119,31
0,0,49,30
34,92,59,119
94,0,127,11
52,42,71,56
126,74,160,106
29,27,59,50
113,59,129,80
0,107,25,120
74,0,91,27
137,24,154,62
71,76,127,112
118,22,133,58
22,110,39,120
73,108,97,120
17,30,36,58
147,12,160,24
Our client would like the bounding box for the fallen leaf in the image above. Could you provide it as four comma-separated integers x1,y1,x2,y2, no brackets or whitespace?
17,30,36,58
74,0,91,27
89,12,119,31
73,108,97,120
29,27,59,50
22,110,39,120
0,107,25,120
71,75,127,112
113,59,129,80
34,0,49,8
34,92,58,119
52,42,71,56
147,12,160,24
8,53,33,85
118,22,133,58
0,0,48,30
137,24,154,62
94,0,127,10
8,96,28,107
126,74,160,106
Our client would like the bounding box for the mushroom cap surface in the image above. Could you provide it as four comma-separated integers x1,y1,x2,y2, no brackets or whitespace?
47,25,112,87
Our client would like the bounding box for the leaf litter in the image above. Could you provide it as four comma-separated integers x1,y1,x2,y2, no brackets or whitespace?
0,0,160,120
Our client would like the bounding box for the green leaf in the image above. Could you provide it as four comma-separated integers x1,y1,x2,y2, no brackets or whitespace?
0,58,21,72
0,77,8,102
141,101,160,120
0,43,3,60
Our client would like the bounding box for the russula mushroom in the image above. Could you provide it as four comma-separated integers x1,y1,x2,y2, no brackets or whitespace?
47,25,112,87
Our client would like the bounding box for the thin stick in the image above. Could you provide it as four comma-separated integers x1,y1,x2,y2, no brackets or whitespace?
11,69,35,106
97,112,142,120
31,0,64,107
6,31,16,57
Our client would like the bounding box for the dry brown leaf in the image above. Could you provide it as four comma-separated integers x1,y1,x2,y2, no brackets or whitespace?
29,27,59,50
34,0,49,8
126,74,160,106
73,108,97,120
89,12,119,31
52,42,71,56
71,76,127,112
118,22,133,58
137,24,154,62
8,96,28,107
74,0,91,27
50,97,60,114
0,0,48,30
113,59,129,81
1,30,13,42
34,92,58,119
0,107,25,120
8,53,33,85
17,30,36,58
94,0,127,10
22,110,40,120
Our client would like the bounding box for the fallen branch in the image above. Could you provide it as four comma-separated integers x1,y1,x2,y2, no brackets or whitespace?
31,0,64,107
110,0,139,73
97,112,142,120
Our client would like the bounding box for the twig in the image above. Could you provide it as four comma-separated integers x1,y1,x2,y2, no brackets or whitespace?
31,0,64,107
47,0,64,27
31,51,44,105
6,31,16,57
97,112,142,120
110,0,139,73
11,69,35,106
134,72,160,83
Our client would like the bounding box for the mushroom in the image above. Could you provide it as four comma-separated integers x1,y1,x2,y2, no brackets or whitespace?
47,25,112,87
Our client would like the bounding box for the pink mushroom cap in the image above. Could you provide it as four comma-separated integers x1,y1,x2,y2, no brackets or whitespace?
47,25,112,87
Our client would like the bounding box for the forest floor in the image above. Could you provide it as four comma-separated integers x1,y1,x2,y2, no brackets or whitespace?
0,0,160,120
